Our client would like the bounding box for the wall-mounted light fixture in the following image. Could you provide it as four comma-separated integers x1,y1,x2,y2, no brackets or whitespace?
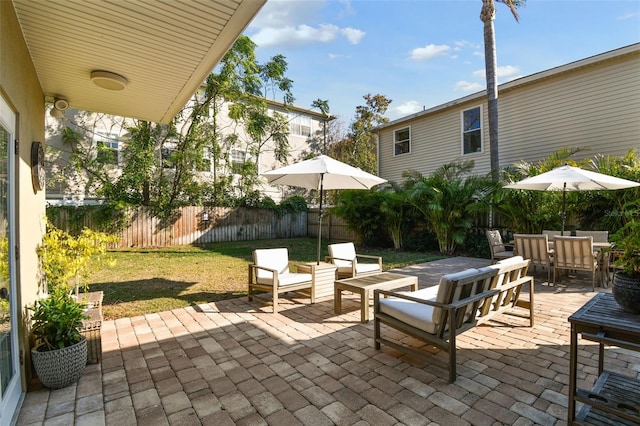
202,212,210,222
50,97,69,118
91,70,128,91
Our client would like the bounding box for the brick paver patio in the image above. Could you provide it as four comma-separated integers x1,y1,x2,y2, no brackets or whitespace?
16,257,640,425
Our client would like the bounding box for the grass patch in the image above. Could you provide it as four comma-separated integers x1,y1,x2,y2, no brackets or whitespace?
87,238,443,320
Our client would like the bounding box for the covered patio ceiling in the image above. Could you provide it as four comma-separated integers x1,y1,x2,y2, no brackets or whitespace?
12,0,265,124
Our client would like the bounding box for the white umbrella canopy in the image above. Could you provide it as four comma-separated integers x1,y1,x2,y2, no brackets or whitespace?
262,155,387,190
262,155,387,263
504,164,640,234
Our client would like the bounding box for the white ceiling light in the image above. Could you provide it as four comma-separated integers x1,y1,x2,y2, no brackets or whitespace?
91,70,128,91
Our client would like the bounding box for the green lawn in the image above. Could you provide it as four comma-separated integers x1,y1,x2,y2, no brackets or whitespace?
87,238,443,320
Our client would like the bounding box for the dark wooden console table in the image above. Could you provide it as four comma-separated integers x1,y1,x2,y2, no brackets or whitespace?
568,292,640,424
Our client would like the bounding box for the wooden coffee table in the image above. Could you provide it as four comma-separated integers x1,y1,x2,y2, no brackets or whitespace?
334,272,418,323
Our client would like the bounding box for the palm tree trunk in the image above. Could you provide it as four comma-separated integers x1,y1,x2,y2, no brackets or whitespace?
481,0,500,179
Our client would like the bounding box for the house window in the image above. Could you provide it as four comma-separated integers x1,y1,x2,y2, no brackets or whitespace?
289,113,312,137
394,127,411,155
462,107,482,154
230,148,246,173
94,130,119,164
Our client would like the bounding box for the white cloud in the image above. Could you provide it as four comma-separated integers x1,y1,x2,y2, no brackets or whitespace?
455,81,484,92
410,44,451,61
617,12,639,20
395,101,423,116
329,53,351,60
473,65,521,80
340,27,365,45
249,0,365,48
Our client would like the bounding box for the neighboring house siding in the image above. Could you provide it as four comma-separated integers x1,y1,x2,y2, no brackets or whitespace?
378,44,640,182
46,99,325,204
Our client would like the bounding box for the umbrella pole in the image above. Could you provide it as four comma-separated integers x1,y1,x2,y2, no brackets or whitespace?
317,174,324,265
561,183,567,236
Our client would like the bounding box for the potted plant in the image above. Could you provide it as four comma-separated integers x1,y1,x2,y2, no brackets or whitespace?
611,210,640,314
30,287,88,388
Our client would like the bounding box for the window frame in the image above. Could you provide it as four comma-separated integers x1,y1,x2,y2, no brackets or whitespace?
93,130,120,165
288,113,312,137
393,126,411,156
461,106,483,155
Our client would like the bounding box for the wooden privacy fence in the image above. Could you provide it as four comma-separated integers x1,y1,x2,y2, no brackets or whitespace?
307,208,357,242
48,206,307,248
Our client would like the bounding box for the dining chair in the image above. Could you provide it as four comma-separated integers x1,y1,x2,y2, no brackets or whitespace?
552,236,598,291
485,230,514,264
513,234,554,283
542,230,563,240
575,230,609,243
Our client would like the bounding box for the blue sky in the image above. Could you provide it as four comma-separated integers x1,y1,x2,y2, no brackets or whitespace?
245,0,640,124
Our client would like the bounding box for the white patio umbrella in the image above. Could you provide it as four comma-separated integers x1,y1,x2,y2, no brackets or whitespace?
262,155,387,264
504,164,640,235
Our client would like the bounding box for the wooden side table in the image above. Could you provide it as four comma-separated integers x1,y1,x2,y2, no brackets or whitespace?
568,292,640,424
297,262,337,299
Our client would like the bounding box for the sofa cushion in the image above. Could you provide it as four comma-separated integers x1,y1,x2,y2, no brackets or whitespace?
378,287,441,334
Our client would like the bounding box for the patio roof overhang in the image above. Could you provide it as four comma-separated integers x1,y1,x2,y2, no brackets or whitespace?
12,0,265,124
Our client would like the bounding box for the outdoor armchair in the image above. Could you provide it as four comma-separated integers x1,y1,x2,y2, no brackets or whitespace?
485,229,514,263
248,248,315,313
325,242,382,279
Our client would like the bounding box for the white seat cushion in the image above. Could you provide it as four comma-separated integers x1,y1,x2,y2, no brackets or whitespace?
335,263,381,276
379,287,440,334
278,272,312,286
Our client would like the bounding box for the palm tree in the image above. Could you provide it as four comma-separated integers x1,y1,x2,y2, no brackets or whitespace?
480,0,525,179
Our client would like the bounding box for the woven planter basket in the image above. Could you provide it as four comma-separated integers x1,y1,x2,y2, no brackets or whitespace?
31,337,87,389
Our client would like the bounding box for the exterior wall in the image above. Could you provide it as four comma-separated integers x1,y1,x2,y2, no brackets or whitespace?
1,0,48,400
378,45,640,183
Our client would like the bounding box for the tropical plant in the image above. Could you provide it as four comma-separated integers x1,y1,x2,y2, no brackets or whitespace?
378,183,417,250
496,147,589,233
30,287,85,351
574,149,640,232
332,189,390,247
480,0,526,177
38,220,118,295
611,200,640,278
404,161,494,255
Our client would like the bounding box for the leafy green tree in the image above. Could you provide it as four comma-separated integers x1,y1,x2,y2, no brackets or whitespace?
329,94,391,174
404,161,494,255
49,35,297,216
480,0,525,177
